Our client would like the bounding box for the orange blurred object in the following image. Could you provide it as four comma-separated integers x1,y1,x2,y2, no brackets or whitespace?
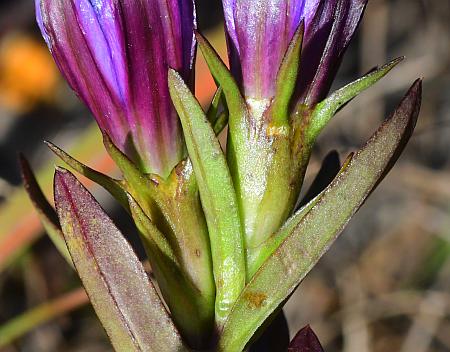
0,33,59,113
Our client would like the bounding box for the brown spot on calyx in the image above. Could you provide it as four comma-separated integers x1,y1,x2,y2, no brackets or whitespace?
195,249,201,257
244,291,267,309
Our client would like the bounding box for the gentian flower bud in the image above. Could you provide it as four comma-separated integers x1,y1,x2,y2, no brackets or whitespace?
36,0,196,178
223,0,367,108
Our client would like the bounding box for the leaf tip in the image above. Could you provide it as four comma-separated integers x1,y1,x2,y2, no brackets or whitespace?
288,325,324,352
53,167,72,193
194,29,205,45
168,68,183,88
44,139,58,153
18,152,31,179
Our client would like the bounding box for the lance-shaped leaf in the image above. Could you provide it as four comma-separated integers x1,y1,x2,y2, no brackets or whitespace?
45,141,129,211
129,195,215,349
288,325,324,352
219,80,421,351
19,154,71,265
54,168,186,351
307,57,404,141
195,32,249,171
168,69,246,326
105,132,216,341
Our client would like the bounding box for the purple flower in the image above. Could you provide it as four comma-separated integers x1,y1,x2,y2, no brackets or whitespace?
223,0,367,105
36,0,196,178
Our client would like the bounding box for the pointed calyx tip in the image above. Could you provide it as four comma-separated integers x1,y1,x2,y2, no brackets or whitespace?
54,166,69,175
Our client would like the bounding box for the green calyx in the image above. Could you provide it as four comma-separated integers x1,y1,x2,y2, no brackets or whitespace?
196,29,308,270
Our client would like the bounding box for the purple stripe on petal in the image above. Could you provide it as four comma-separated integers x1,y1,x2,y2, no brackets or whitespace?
74,0,129,103
36,0,196,178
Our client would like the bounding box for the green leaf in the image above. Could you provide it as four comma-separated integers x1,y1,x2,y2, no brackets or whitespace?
168,69,246,326
219,80,422,352
213,111,229,135
54,168,187,351
308,57,404,141
45,141,129,211
271,22,304,126
19,155,72,265
207,86,224,125
129,195,215,348
207,87,229,135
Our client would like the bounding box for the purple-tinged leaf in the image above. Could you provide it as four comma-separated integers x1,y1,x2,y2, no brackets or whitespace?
19,154,71,265
219,80,421,351
54,168,186,351
105,131,216,344
288,325,324,352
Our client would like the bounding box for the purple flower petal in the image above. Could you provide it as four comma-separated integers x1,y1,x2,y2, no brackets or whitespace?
36,0,196,177
223,0,319,100
297,0,368,105
223,0,367,107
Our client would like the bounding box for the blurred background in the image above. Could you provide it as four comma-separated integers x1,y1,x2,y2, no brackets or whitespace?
0,0,449,351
